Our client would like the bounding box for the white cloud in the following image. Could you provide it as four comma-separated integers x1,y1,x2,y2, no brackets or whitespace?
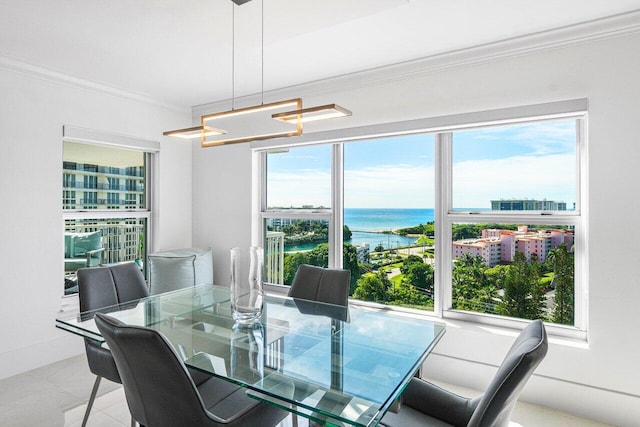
267,169,332,207
453,153,575,208
345,164,434,208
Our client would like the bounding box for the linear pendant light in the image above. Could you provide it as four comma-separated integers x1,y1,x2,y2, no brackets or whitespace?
272,103,352,124
163,0,350,145
201,98,302,147
199,0,302,147
162,125,226,139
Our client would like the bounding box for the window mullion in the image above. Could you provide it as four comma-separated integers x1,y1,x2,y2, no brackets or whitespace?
331,143,344,268
435,132,453,316
574,116,588,331
251,150,267,246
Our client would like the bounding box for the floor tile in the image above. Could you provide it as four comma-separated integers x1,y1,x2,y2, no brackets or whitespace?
0,356,613,427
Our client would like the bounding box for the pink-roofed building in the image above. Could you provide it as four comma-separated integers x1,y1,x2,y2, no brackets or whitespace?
453,237,502,266
454,227,573,266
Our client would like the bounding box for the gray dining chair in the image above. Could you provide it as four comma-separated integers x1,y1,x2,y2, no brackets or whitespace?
94,312,288,427
287,264,351,426
77,262,149,427
288,264,351,306
381,319,548,427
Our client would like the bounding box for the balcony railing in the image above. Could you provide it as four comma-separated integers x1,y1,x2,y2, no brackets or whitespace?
62,182,144,192
64,199,143,208
63,163,145,178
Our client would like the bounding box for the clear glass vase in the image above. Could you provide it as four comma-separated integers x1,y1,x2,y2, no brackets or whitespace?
230,247,264,326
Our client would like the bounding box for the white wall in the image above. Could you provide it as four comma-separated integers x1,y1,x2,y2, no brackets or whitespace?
0,67,193,378
192,31,640,425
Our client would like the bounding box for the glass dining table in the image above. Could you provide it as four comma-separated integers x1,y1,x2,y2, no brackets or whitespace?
56,284,445,426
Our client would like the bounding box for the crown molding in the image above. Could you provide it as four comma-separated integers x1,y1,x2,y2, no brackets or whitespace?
0,55,188,113
194,9,640,116
1,8,636,117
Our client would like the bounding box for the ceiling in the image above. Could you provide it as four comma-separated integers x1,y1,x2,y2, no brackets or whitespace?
1,0,639,109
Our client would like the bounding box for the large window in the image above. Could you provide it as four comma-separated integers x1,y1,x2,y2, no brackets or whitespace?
63,140,152,295
445,119,580,326
257,104,586,331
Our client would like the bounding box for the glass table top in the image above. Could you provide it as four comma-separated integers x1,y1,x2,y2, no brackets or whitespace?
56,284,445,426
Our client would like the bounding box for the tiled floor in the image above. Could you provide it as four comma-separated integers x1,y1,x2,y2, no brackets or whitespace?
0,355,611,427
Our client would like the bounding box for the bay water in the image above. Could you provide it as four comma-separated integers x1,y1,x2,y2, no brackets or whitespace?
285,208,434,252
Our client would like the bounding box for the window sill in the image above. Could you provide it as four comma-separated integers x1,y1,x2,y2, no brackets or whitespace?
236,284,588,349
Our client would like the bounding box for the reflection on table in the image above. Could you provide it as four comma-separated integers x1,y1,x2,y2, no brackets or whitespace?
57,284,445,427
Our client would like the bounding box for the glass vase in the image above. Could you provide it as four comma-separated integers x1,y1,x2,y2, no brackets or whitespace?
230,246,264,326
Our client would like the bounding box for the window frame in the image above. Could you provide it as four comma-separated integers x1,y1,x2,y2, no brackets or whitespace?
438,116,586,337
257,144,342,282
252,100,588,337
62,125,159,297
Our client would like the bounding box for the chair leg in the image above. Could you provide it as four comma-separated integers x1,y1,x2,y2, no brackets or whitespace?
81,376,102,427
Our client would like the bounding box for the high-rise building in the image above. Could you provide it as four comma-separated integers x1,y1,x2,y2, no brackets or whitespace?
490,199,567,211
265,231,285,284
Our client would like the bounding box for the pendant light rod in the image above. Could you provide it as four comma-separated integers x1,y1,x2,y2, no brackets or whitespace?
231,1,235,110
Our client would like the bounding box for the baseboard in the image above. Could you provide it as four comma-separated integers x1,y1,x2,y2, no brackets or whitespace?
423,353,638,427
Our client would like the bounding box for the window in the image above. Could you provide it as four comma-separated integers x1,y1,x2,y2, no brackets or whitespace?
445,119,580,327
63,139,153,296
262,145,332,285
257,102,586,332
344,135,435,310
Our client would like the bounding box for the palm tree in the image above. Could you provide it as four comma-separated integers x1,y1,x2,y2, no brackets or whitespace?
547,244,574,325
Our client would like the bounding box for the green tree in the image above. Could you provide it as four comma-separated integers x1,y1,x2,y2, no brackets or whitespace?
283,244,329,284
388,280,428,306
498,251,546,320
484,264,509,290
343,224,352,241
282,243,361,293
400,255,424,273
283,251,316,285
452,224,480,240
343,243,362,293
423,221,435,237
452,254,497,313
404,262,434,294
548,244,574,325
374,244,384,252
353,271,390,302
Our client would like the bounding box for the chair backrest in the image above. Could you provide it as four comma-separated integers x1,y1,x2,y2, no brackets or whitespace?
469,319,548,427
78,262,149,312
288,264,350,306
147,247,213,295
94,313,217,427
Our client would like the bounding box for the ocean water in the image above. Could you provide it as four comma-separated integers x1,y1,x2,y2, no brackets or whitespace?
345,208,434,232
284,208,433,252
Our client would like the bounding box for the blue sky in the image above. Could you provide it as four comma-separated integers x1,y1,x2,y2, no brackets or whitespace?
266,118,576,209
